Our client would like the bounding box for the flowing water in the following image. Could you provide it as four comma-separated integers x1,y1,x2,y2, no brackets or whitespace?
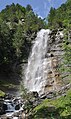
4,100,15,113
24,29,51,95
3,98,23,118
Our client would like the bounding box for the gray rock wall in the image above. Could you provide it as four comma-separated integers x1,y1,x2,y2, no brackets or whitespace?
43,29,64,94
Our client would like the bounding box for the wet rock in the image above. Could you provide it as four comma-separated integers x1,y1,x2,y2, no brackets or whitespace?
40,94,47,99
0,114,7,119
46,91,56,99
50,29,57,35
40,91,56,99
4,93,13,100
0,100,5,115
15,104,20,110
12,117,19,119
3,103,7,112
22,112,26,119
31,91,39,98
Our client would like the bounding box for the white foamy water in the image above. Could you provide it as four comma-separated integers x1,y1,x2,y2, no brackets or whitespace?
24,29,51,95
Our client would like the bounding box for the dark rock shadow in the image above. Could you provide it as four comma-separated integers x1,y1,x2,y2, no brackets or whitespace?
30,106,71,119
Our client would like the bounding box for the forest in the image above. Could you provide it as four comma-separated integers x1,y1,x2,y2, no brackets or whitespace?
0,3,45,73
0,0,71,119
0,0,71,74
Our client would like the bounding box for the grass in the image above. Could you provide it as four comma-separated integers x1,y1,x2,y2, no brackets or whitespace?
32,89,71,119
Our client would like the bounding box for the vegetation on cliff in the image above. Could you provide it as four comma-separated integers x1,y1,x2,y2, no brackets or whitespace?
47,0,71,81
0,3,45,73
59,30,71,82
31,89,71,119
0,0,71,118
47,0,71,29
0,90,5,97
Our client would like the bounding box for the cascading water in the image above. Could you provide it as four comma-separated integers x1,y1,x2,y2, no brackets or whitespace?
6,102,15,112
3,98,23,118
24,29,51,95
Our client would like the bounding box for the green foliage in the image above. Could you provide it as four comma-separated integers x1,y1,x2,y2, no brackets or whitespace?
0,3,45,72
48,0,71,29
0,22,16,66
20,82,29,100
59,30,71,80
20,82,34,113
20,82,33,101
32,89,71,119
26,4,33,12
0,90,5,97
48,7,56,29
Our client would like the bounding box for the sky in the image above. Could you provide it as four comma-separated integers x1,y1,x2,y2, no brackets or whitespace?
0,0,67,18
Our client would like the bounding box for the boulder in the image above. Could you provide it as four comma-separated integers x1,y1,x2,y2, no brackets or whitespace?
0,100,7,115
15,104,20,110
31,91,39,98
3,103,7,111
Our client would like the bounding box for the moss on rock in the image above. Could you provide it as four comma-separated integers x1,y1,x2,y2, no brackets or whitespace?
0,90,5,97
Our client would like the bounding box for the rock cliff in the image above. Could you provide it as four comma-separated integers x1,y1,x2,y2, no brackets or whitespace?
23,29,70,96
44,29,64,94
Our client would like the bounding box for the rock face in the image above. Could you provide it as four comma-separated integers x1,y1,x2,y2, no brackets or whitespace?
23,29,64,96
0,99,5,115
44,29,64,94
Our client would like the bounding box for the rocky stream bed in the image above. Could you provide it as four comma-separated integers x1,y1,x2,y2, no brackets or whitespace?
0,94,25,119
0,83,71,119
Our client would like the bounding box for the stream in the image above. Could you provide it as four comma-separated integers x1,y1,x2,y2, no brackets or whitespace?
0,94,25,119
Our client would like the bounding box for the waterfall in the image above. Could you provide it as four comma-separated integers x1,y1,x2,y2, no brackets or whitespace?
24,29,51,95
